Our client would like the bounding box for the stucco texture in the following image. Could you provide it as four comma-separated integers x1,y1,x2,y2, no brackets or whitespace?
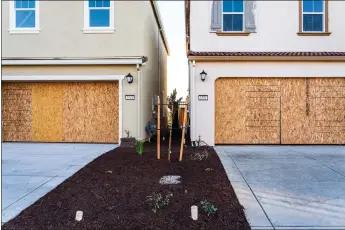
190,1,345,52
2,1,147,58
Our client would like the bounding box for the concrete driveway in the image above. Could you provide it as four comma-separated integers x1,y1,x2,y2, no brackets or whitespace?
2,143,117,223
215,145,345,230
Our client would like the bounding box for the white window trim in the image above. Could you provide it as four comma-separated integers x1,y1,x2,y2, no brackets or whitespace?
221,0,245,32
302,0,325,32
83,0,115,34
8,0,40,34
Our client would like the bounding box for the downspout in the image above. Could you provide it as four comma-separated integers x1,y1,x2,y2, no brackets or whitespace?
137,64,141,140
192,60,196,141
119,75,126,144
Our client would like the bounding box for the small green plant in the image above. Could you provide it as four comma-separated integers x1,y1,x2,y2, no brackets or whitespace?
136,140,144,155
146,192,173,213
200,199,218,217
190,149,210,161
124,130,130,138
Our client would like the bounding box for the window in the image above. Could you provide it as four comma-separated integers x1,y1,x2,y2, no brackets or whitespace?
302,0,324,32
222,0,244,32
9,0,39,33
83,0,114,33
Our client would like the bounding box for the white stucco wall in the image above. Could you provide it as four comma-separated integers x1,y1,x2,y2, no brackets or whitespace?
190,1,345,52
189,61,345,146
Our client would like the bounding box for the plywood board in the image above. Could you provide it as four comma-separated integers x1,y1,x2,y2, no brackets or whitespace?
215,78,281,144
282,78,345,144
32,83,63,142
63,82,119,143
83,82,119,143
2,83,32,141
62,82,87,142
2,82,119,143
281,78,311,144
216,77,345,144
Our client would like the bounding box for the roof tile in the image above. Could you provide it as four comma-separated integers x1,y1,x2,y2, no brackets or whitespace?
188,51,345,57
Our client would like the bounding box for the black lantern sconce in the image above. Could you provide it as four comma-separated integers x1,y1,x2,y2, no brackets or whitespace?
200,70,207,82
126,73,133,84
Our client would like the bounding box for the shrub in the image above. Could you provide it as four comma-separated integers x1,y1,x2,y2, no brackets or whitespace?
146,192,173,213
136,140,144,155
200,199,218,217
124,130,130,138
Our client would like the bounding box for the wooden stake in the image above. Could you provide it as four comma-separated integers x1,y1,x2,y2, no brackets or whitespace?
157,96,161,160
168,107,173,161
179,98,188,161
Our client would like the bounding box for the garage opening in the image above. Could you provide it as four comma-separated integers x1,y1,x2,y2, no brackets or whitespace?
2,82,119,143
215,78,345,144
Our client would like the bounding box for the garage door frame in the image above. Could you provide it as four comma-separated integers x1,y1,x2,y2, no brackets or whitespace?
2,74,125,143
214,77,345,145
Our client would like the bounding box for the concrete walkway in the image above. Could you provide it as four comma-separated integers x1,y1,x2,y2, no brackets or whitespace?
2,143,117,223
215,145,345,230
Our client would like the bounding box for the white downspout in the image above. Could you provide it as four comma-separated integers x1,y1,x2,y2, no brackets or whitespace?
137,64,141,140
119,76,125,144
192,60,196,141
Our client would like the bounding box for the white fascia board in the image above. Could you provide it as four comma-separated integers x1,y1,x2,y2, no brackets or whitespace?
2,58,144,66
2,75,125,81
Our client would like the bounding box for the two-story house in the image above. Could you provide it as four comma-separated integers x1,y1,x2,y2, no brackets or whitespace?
186,0,345,145
2,0,168,144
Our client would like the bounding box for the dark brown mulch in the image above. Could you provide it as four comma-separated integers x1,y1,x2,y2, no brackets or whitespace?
3,141,250,230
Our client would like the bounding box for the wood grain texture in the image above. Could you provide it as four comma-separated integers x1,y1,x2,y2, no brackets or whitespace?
63,82,119,143
2,82,119,143
2,83,32,141
84,82,119,143
215,78,345,144
32,83,63,142
281,78,311,144
215,78,281,144
283,78,345,144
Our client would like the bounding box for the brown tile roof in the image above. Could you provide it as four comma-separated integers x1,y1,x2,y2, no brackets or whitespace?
188,51,345,57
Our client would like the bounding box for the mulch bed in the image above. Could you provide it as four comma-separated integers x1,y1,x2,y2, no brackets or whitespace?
3,141,250,230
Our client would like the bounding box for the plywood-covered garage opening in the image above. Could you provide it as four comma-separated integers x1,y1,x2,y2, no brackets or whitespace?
2,82,119,143
215,78,345,145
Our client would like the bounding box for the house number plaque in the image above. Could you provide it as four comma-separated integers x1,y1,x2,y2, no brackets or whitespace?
125,95,135,100
198,95,208,101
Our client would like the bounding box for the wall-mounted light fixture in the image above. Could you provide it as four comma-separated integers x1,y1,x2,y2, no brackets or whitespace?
200,70,207,82
126,73,133,84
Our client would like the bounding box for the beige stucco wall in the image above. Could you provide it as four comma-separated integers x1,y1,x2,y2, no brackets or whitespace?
2,1,147,58
189,61,345,146
2,1,169,141
139,2,168,139
2,65,139,140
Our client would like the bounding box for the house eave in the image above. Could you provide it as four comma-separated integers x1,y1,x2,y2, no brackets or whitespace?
150,0,170,56
2,57,148,66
